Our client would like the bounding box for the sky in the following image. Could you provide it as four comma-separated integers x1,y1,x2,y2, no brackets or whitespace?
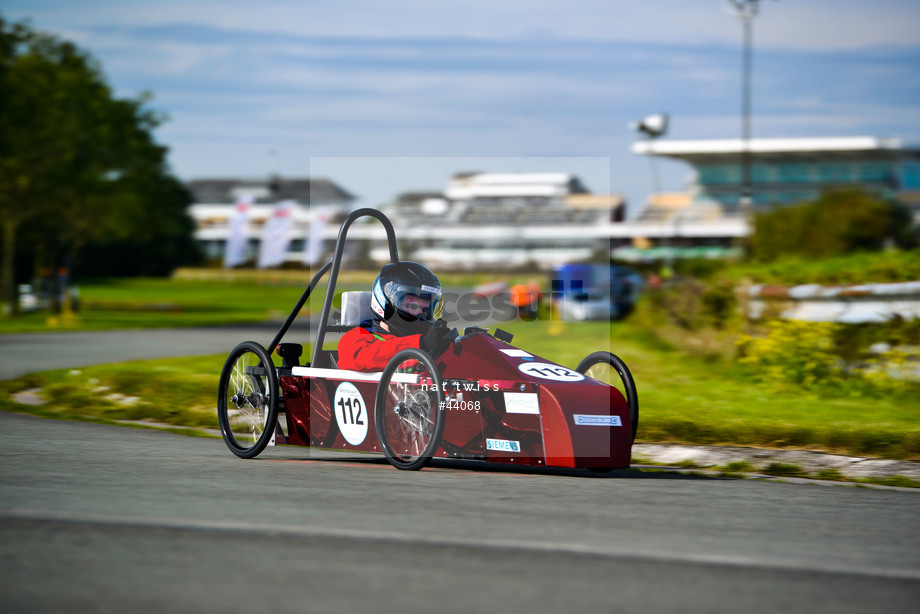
3,0,920,216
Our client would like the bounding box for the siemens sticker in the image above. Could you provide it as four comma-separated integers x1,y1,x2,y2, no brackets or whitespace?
486,438,521,452
573,414,622,427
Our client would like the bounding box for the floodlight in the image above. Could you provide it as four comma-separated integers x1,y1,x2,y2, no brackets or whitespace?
630,113,669,138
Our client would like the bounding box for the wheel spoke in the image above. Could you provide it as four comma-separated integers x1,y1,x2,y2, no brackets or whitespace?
586,363,616,386
375,349,445,470
383,379,433,460
217,341,279,458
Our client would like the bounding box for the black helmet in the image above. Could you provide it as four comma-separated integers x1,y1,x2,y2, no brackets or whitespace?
371,261,442,335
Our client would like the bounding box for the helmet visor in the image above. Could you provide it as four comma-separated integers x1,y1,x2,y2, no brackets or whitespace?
385,282,442,322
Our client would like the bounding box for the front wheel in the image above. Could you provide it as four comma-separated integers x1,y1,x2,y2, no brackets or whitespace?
375,349,445,470
576,351,639,441
217,341,279,459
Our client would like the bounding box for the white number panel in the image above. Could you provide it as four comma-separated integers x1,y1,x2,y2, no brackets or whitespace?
334,382,368,445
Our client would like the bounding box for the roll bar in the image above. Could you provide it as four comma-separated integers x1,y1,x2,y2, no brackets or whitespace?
267,208,400,367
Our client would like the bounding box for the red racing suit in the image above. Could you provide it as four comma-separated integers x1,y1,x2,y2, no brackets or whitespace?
337,320,422,372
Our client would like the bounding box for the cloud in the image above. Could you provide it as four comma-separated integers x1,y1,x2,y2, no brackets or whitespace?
8,0,920,50
4,0,919,211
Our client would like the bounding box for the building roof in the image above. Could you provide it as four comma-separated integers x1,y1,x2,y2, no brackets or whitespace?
445,172,589,200
186,177,356,205
632,136,920,162
394,191,445,205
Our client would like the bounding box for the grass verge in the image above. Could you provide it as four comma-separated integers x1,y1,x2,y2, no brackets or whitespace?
1,270,534,334
0,355,226,431
1,275,348,334
631,458,920,489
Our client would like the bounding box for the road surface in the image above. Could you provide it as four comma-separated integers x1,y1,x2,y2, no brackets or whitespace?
1,411,917,613
0,323,310,380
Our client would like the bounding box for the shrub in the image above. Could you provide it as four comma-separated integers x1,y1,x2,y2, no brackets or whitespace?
749,188,913,262
723,460,756,473
815,468,845,481
634,277,739,332
764,462,808,478
736,320,846,391
736,319,920,397
700,278,740,330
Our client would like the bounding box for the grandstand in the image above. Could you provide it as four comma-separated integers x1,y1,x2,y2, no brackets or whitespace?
379,172,625,269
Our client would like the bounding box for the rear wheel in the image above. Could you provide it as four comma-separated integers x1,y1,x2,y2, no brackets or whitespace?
217,341,279,459
375,349,445,470
576,351,639,441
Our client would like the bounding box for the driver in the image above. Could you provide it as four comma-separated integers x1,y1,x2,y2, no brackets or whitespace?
338,261,454,371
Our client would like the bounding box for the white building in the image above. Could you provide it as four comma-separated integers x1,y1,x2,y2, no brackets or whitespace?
632,136,920,213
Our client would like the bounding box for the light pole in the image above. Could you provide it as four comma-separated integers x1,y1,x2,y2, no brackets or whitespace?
632,113,668,197
727,0,760,222
631,114,670,264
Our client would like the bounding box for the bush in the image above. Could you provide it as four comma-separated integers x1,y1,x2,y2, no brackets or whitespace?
736,320,846,391
815,468,845,481
736,319,920,397
749,187,913,262
674,257,732,280
634,277,739,332
764,463,808,478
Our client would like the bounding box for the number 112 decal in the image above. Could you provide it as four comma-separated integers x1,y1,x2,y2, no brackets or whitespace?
333,382,369,445
517,362,585,382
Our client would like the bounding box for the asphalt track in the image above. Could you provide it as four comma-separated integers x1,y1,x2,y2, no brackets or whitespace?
0,323,309,380
1,411,918,613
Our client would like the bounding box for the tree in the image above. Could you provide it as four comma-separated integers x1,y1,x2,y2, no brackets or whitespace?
748,187,911,262
77,174,202,276
0,18,48,315
0,17,198,314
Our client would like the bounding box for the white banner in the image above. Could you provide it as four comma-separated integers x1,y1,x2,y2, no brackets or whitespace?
257,200,295,268
224,195,252,268
305,207,331,266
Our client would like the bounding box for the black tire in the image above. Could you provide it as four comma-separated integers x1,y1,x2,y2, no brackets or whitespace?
217,341,280,459
375,348,446,470
576,351,639,441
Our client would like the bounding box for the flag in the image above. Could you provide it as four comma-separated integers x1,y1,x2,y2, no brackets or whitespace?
305,207,331,267
224,195,252,268
257,200,295,268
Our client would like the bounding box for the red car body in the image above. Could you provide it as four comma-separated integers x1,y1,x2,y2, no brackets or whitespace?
278,331,632,470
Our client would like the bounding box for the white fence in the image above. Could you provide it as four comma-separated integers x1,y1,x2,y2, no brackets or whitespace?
748,281,920,323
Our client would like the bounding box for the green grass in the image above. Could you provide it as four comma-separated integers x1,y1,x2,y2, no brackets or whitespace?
0,355,227,430
1,269,538,334
2,274,353,334
861,475,920,489
634,355,920,460
722,249,920,285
